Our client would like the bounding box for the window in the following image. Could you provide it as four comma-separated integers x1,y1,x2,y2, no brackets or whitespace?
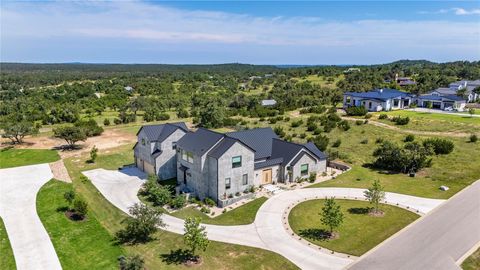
393,99,399,107
232,156,242,168
300,164,309,176
346,97,351,104
242,174,248,185
368,102,372,109
225,178,231,189
172,141,177,150
181,149,194,163
141,138,146,145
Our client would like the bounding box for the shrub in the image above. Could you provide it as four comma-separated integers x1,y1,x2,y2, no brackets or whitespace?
177,108,190,118
170,194,187,209
300,133,307,139
355,120,363,125
365,113,372,119
311,135,329,151
274,126,286,138
118,255,144,270
116,203,165,244
103,118,110,126
63,190,75,206
228,193,234,199
75,119,104,136
148,185,172,207
337,120,350,131
249,186,256,193
364,120,369,124
291,120,303,128
423,138,454,155
360,138,369,144
375,137,384,144
235,192,241,197
114,118,122,125
346,106,367,116
378,114,388,120
313,128,322,135
73,198,88,218
470,134,478,143
332,139,342,147
391,116,410,125
373,141,433,173
200,206,210,214
404,134,415,142
308,172,317,183
222,209,227,214
204,197,215,207
307,122,317,131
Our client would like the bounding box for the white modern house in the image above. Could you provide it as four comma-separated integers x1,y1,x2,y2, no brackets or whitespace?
343,88,413,112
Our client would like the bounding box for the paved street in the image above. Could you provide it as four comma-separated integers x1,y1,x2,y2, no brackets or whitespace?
84,167,445,270
349,180,480,270
0,164,62,270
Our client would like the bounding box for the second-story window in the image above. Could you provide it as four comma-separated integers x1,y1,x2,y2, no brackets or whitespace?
181,149,194,163
172,141,177,150
232,156,242,168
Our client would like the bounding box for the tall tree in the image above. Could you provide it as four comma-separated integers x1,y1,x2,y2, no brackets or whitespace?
183,217,210,261
0,120,39,144
364,179,386,214
53,126,87,149
320,197,344,236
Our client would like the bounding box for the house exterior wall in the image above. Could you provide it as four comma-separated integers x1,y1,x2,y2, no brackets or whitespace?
286,152,326,181
155,129,186,180
134,129,155,165
253,165,281,185
216,142,255,201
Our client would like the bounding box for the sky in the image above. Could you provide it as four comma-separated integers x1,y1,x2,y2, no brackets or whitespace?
1,1,479,65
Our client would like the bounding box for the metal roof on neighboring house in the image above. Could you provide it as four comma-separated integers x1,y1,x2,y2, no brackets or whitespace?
344,89,412,101
419,95,465,102
261,99,277,106
227,128,279,160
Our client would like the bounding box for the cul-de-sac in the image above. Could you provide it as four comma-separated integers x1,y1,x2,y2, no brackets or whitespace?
1,1,480,270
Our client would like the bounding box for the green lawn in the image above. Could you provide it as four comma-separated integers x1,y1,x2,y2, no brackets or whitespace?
372,110,480,133
0,148,60,169
288,199,419,256
462,247,480,270
0,217,16,270
171,197,267,225
64,144,298,269
37,179,123,269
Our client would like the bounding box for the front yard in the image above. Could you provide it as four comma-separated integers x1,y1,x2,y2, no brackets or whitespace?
0,148,60,169
288,199,419,256
0,217,16,270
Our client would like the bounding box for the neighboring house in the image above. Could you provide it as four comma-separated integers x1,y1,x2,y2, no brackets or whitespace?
134,122,189,180
446,80,479,102
395,74,417,86
416,94,466,111
176,127,327,207
124,86,133,92
343,88,413,112
343,67,360,73
261,99,277,107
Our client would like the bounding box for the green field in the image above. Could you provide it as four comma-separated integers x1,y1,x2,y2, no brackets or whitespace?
0,148,60,169
288,199,419,256
171,197,267,225
372,110,480,133
37,180,123,269
63,144,298,269
462,247,480,270
0,217,16,270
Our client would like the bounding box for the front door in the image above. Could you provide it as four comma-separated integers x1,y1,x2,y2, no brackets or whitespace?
262,169,272,184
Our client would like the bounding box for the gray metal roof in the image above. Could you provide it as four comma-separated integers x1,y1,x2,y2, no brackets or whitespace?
137,122,188,142
226,128,278,160
254,157,283,170
270,139,305,166
344,89,412,101
177,128,224,156
304,142,328,160
261,99,277,106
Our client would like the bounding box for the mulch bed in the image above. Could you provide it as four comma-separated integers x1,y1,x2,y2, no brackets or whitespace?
65,210,86,221
183,256,203,267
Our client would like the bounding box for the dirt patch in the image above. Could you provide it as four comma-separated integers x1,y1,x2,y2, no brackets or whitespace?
328,232,340,240
289,110,301,118
9,128,135,158
368,209,385,217
183,257,203,267
49,160,71,182
64,210,87,222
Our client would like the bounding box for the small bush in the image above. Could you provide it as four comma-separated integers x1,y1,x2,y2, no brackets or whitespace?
291,120,303,128
365,113,372,119
355,120,363,125
63,190,76,206
423,138,454,155
391,116,410,125
375,137,384,144
337,120,350,131
103,118,110,126
170,194,187,209
114,118,122,125
73,198,88,218
470,134,478,143
75,119,104,137
200,206,210,214
308,172,317,183
235,192,241,197
204,197,215,207
228,193,234,199
346,106,368,116
404,134,415,142
313,128,322,135
378,114,388,120
222,209,227,214
118,255,144,270
332,139,342,148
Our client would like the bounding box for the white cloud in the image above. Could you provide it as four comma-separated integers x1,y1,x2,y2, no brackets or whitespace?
1,2,479,63
420,7,480,16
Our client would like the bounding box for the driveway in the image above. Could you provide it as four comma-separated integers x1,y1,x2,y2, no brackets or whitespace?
84,168,446,270
407,108,480,117
348,180,480,270
0,164,62,270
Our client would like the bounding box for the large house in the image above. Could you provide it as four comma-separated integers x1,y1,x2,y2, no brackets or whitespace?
176,127,327,206
135,123,327,207
343,88,413,112
416,94,466,111
133,122,189,180
427,80,479,103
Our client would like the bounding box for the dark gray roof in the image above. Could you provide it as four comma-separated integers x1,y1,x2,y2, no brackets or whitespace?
304,142,327,160
137,122,188,142
419,95,465,102
226,128,278,160
177,128,224,156
344,89,412,101
254,157,283,170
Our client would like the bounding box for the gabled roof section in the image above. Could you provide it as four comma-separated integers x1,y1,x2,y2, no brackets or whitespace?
137,122,189,142
207,137,255,159
226,127,279,160
419,95,465,102
177,128,224,156
344,89,412,101
270,139,327,166
304,142,328,160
